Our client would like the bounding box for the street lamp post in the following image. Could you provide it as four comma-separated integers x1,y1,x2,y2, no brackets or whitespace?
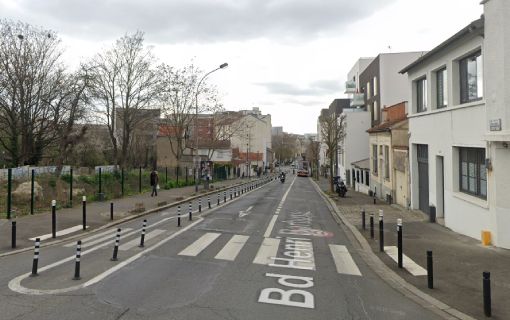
194,63,228,192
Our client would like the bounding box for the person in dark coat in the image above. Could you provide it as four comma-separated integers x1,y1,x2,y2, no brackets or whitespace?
150,169,159,197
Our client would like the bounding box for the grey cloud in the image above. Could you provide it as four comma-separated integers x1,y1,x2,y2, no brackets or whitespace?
1,0,396,43
255,79,341,96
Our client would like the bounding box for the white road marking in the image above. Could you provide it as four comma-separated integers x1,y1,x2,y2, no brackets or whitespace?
384,246,427,276
263,215,279,238
239,206,253,218
253,238,280,265
214,235,249,261
119,229,166,251
329,244,362,276
30,225,88,241
63,228,133,248
263,176,296,238
9,218,204,295
178,232,221,256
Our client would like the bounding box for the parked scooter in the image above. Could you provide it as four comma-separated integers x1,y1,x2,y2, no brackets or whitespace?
280,172,286,183
333,176,347,197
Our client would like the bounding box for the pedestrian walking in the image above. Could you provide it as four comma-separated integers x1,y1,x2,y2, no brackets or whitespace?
150,169,159,197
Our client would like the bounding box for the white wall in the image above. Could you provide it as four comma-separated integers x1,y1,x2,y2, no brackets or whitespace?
340,110,370,183
407,32,491,243
483,0,510,248
380,52,426,108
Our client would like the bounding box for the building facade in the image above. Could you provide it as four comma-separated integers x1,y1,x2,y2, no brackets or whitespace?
367,102,409,207
401,17,496,245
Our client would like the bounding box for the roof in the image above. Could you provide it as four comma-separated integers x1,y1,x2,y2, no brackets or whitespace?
400,17,484,74
367,119,407,133
351,158,370,170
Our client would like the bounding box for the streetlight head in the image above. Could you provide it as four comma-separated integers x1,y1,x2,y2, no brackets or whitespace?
219,63,228,69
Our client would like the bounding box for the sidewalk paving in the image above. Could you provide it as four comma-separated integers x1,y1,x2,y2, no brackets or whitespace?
0,177,257,256
317,178,510,320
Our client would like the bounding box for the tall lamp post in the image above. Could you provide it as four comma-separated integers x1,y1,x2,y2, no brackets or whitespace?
194,63,228,192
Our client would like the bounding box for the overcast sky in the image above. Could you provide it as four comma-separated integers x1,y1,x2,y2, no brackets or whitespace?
1,0,483,134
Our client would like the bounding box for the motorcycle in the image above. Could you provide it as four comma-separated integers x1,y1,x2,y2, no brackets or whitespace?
280,173,286,183
333,176,347,197
336,181,347,197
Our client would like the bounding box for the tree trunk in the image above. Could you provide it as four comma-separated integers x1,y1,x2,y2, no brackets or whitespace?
329,156,334,193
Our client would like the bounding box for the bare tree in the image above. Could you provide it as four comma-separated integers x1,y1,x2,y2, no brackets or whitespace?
272,132,298,165
204,111,244,160
319,110,346,192
158,63,221,165
47,68,91,174
305,137,320,180
87,31,159,169
0,20,67,166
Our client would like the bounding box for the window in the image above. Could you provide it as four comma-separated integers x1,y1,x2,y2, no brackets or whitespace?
372,145,378,175
373,76,378,96
374,101,379,121
367,82,371,99
384,146,390,179
459,147,486,199
365,171,370,186
416,77,427,112
460,51,483,103
436,68,447,108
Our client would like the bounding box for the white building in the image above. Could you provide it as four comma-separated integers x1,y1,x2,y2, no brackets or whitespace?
401,11,510,248
230,107,272,176
482,0,510,248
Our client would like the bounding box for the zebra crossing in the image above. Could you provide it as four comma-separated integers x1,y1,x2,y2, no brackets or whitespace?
178,232,363,276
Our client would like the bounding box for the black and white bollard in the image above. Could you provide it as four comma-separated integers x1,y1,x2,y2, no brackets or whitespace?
208,196,211,209
188,201,193,221
370,213,374,239
427,251,434,289
224,191,226,203
82,196,87,230
379,210,384,252
199,198,202,212
217,193,220,205
73,240,82,280
177,206,181,227
483,271,492,317
234,187,237,197
397,218,403,268
31,238,40,277
139,220,147,247
11,220,16,249
361,209,366,230
110,202,114,221
51,200,57,238
230,189,232,200
111,228,121,261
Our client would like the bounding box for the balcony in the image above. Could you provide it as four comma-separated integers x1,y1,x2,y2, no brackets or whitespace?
345,80,356,94
350,93,365,107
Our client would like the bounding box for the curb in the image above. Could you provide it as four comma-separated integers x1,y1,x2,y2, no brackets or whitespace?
0,176,275,258
310,178,476,320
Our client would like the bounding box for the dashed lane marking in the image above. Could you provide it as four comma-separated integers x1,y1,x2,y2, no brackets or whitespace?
384,246,427,276
253,238,280,265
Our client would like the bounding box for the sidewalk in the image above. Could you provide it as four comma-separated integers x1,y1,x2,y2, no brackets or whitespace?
0,177,258,256
317,178,510,320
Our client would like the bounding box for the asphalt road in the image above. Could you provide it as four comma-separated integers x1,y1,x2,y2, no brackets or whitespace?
0,175,441,320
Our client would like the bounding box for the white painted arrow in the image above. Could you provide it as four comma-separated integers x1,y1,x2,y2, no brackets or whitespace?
239,206,253,218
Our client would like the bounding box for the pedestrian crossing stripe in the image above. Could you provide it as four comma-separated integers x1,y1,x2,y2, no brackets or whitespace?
384,246,427,276
178,232,221,256
329,244,362,276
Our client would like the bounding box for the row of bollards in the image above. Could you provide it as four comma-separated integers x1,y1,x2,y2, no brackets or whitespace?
26,177,274,282
361,207,492,317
